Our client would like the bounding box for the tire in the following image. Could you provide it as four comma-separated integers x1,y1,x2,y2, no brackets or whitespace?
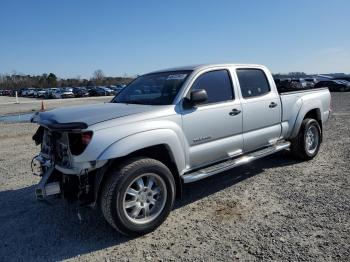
100,157,176,236
290,118,321,160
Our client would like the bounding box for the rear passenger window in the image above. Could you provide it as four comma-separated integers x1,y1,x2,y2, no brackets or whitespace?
236,69,270,98
191,70,233,104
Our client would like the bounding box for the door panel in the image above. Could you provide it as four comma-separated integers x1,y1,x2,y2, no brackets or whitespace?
181,69,243,169
235,68,282,152
242,121,281,151
241,93,281,152
182,101,243,168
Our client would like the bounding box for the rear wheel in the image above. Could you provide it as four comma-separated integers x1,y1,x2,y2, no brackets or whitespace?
100,157,175,236
290,118,321,160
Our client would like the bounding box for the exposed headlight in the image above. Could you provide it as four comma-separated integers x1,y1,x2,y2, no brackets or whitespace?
68,131,93,155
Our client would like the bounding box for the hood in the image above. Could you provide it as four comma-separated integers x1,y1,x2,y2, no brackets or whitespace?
33,102,159,127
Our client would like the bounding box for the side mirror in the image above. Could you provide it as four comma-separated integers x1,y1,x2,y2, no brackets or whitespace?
190,89,207,105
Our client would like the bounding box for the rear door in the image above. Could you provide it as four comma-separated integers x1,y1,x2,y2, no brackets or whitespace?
236,68,282,152
181,69,243,169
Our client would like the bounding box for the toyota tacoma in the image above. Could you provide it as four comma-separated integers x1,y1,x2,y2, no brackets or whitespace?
31,64,331,235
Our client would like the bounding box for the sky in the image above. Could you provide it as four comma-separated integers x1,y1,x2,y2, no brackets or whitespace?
1,0,349,78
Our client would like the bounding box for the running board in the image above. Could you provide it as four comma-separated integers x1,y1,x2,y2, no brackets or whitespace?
182,141,290,183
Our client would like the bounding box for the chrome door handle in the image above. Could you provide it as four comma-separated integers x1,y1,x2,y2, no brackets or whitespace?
229,109,241,116
269,102,277,108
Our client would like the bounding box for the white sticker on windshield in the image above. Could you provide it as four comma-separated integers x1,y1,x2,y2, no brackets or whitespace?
167,74,187,80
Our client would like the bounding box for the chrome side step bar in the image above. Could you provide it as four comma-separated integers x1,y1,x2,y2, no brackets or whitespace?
182,141,290,183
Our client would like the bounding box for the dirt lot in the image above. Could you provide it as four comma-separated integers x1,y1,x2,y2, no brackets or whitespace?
0,96,111,115
0,93,349,261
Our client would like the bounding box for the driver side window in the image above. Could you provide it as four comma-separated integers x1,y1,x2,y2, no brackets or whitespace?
191,70,234,105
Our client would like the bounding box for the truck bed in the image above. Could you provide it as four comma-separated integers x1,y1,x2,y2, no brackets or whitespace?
279,87,331,139
277,86,328,94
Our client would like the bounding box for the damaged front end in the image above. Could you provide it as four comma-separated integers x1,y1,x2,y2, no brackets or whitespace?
31,114,106,206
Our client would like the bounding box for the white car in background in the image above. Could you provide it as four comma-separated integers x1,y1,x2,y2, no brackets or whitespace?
22,88,36,97
52,88,75,99
34,89,47,98
45,88,60,99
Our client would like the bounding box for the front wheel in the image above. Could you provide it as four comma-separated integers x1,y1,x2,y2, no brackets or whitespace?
290,118,321,160
100,157,176,236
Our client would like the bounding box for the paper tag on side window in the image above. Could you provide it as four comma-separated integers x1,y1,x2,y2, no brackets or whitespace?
167,74,187,80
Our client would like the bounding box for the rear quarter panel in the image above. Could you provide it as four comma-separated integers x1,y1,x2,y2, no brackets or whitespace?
281,88,331,139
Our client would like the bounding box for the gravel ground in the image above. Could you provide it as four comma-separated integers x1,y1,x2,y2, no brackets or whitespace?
0,96,111,115
0,93,349,261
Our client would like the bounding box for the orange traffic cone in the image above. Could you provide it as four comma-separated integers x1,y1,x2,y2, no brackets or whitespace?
40,100,45,111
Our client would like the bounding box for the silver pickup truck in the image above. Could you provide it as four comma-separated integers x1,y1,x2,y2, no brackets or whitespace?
31,64,331,235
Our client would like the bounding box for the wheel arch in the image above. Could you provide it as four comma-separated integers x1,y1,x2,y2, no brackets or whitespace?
304,108,322,133
93,144,183,208
290,106,323,140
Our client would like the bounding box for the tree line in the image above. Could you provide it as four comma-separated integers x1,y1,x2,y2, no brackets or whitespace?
0,70,134,90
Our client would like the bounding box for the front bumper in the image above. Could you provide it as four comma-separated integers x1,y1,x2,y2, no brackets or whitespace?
33,154,108,203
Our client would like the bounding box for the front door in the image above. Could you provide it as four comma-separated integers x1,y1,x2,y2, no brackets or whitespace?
181,69,243,169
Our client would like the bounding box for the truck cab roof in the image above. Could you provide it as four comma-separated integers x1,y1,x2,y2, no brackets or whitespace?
149,63,267,74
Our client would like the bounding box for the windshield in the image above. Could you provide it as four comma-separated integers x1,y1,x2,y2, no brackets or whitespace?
112,70,192,105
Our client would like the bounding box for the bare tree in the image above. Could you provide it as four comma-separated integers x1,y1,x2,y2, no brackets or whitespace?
92,69,105,85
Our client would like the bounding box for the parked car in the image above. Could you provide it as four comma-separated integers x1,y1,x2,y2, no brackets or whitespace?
108,85,125,95
88,87,103,96
31,63,331,235
3,90,12,96
314,80,350,92
291,78,308,89
21,88,36,97
34,89,47,98
89,86,112,96
18,88,28,96
334,76,350,82
44,88,60,99
275,78,311,92
72,87,89,97
275,78,293,92
18,88,29,96
52,88,75,99
304,78,317,88
99,86,114,96
9,89,19,96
